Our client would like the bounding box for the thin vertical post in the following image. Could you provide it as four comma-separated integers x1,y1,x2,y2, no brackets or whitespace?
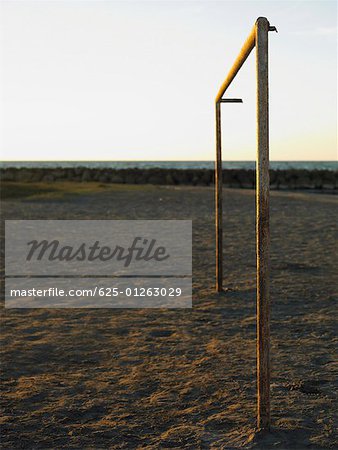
255,17,271,431
215,101,223,292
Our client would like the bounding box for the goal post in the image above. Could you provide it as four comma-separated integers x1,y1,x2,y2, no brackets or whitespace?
214,17,277,431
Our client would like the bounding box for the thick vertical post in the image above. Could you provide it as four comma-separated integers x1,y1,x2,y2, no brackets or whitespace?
215,101,223,292
255,17,270,431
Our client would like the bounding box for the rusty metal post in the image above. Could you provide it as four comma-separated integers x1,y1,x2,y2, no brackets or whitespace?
215,99,243,292
255,17,271,431
214,14,275,431
214,23,256,294
215,101,223,292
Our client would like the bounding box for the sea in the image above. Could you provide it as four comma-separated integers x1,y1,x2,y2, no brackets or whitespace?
0,161,337,171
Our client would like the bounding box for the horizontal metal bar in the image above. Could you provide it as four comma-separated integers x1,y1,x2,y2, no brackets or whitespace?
220,99,243,103
215,23,256,103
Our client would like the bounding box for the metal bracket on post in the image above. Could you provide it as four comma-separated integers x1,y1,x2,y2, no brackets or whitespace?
220,99,243,103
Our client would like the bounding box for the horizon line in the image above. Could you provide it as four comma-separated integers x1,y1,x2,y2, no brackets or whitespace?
1,159,337,163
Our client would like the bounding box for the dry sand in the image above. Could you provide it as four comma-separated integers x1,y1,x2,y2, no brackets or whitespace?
1,184,337,449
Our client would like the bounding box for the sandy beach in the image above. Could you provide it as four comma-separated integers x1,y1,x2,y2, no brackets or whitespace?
1,183,337,449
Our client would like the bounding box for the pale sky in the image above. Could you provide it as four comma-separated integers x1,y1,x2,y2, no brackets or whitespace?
0,0,337,161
